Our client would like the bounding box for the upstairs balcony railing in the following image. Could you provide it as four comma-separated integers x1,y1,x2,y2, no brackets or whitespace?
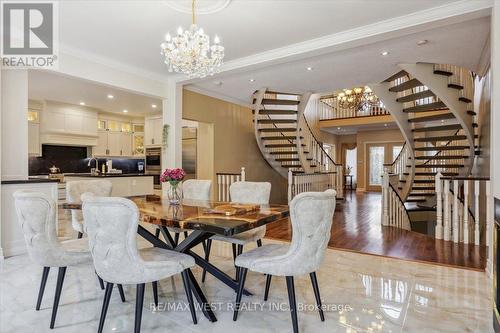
319,89,389,120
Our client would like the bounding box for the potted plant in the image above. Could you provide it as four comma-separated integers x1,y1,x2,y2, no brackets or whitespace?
160,168,186,205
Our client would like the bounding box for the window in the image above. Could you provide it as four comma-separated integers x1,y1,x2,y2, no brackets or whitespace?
392,146,403,161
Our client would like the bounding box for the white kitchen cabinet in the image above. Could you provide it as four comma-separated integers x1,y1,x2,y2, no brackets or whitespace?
107,131,122,156
145,116,162,147
94,130,108,155
28,121,40,156
64,176,154,197
120,132,133,156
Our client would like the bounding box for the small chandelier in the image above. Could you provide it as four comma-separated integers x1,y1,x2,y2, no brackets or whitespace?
336,86,380,111
160,0,224,78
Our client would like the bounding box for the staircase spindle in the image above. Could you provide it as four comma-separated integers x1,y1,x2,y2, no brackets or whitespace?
443,180,451,241
463,180,469,244
452,180,459,243
474,180,480,246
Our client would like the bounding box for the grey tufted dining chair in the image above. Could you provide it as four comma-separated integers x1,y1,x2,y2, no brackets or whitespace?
66,179,112,239
233,189,336,333
154,179,212,245
82,194,198,333
13,190,92,329
201,181,271,282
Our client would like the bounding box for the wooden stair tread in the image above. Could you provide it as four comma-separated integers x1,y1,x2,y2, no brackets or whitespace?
261,99,300,105
403,101,447,113
389,78,422,92
276,158,300,162
261,136,303,140
281,164,303,168
408,113,455,123
412,186,435,190
415,155,469,160
265,143,305,148
257,119,297,124
412,124,462,132
409,192,435,197
396,90,435,103
414,145,470,151
259,128,296,132
413,172,459,176
406,198,428,202
269,151,297,155
433,70,453,76
384,70,408,82
415,164,464,168
256,110,298,115
414,179,435,183
414,135,467,142
459,97,472,103
448,83,463,90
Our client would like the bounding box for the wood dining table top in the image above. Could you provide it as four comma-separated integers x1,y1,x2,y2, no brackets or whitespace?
61,195,290,236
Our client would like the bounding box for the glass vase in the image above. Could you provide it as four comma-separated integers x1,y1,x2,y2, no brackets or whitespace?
167,182,182,205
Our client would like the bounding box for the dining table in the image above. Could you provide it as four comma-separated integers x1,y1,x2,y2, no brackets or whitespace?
61,194,290,323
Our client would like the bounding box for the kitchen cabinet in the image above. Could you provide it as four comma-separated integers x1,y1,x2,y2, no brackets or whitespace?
145,116,162,147
120,132,133,156
95,131,108,155
28,109,41,156
93,130,133,157
107,131,121,156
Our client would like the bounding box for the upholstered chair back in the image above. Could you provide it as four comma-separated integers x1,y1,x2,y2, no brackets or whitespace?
67,180,112,232
182,179,211,201
82,195,144,284
13,191,65,267
287,189,336,274
229,181,271,204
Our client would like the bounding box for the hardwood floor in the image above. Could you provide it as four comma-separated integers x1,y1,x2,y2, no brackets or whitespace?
266,191,486,271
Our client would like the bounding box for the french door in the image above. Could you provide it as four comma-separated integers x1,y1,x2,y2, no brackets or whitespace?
366,142,404,192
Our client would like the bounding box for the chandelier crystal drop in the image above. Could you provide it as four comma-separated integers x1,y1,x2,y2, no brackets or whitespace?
336,86,381,111
160,0,224,78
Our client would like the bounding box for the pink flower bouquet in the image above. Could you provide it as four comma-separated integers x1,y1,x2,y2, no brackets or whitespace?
160,168,186,186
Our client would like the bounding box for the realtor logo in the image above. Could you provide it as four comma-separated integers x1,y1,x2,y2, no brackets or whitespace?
1,1,58,68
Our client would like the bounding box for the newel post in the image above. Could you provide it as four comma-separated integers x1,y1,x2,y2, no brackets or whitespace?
382,170,389,226
240,167,246,182
287,169,293,203
435,172,443,239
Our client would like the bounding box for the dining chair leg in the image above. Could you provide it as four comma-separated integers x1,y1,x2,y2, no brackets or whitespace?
174,233,180,246
264,274,272,301
117,284,126,302
285,276,299,333
181,270,198,324
97,282,114,333
232,244,237,262
154,228,160,238
309,272,325,321
201,239,212,283
49,266,67,329
135,283,145,333
235,245,244,281
77,232,83,239
152,281,158,308
183,231,189,239
256,239,262,247
233,267,248,321
36,267,50,310
96,271,105,290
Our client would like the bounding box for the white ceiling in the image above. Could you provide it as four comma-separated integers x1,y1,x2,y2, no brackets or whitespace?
28,70,162,116
187,17,490,103
59,0,460,77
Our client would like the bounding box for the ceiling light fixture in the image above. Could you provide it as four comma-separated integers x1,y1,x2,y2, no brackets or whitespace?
123,109,128,113
384,123,388,127
107,94,114,99
380,51,389,56
160,0,224,78
151,104,157,108
79,102,85,106
249,78,255,82
306,66,313,71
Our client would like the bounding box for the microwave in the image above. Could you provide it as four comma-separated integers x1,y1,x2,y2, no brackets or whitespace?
145,148,161,171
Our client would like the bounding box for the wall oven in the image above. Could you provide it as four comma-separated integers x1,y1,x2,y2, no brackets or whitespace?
145,148,162,189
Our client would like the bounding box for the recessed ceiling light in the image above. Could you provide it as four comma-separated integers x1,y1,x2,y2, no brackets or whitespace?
107,94,114,99
79,102,85,106
381,51,389,56
417,39,428,46
384,123,388,127
249,78,255,82
337,127,341,130
151,104,157,108
306,66,313,71
123,109,128,113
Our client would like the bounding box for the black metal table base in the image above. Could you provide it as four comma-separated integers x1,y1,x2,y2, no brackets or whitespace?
137,225,252,322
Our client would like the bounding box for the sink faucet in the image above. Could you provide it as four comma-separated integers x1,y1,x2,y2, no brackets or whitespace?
88,157,99,175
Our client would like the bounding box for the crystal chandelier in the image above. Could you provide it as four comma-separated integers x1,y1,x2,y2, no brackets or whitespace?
160,0,224,78
336,86,381,111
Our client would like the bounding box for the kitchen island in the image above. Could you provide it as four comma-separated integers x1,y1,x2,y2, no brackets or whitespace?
64,173,154,197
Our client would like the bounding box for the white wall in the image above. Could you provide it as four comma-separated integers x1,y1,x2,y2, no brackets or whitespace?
492,1,500,200
1,70,28,181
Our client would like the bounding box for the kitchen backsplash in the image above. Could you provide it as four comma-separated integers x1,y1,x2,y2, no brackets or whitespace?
29,145,145,175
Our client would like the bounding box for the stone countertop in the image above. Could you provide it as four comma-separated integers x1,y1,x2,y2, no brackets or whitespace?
1,178,60,185
63,173,152,178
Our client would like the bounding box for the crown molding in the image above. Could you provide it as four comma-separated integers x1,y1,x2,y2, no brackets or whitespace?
184,85,251,108
60,44,170,84
176,0,493,84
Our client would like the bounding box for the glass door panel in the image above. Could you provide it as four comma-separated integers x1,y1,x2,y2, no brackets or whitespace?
368,145,384,190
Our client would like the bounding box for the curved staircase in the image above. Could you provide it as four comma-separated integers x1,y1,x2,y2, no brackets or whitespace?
372,63,478,207
252,89,343,198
